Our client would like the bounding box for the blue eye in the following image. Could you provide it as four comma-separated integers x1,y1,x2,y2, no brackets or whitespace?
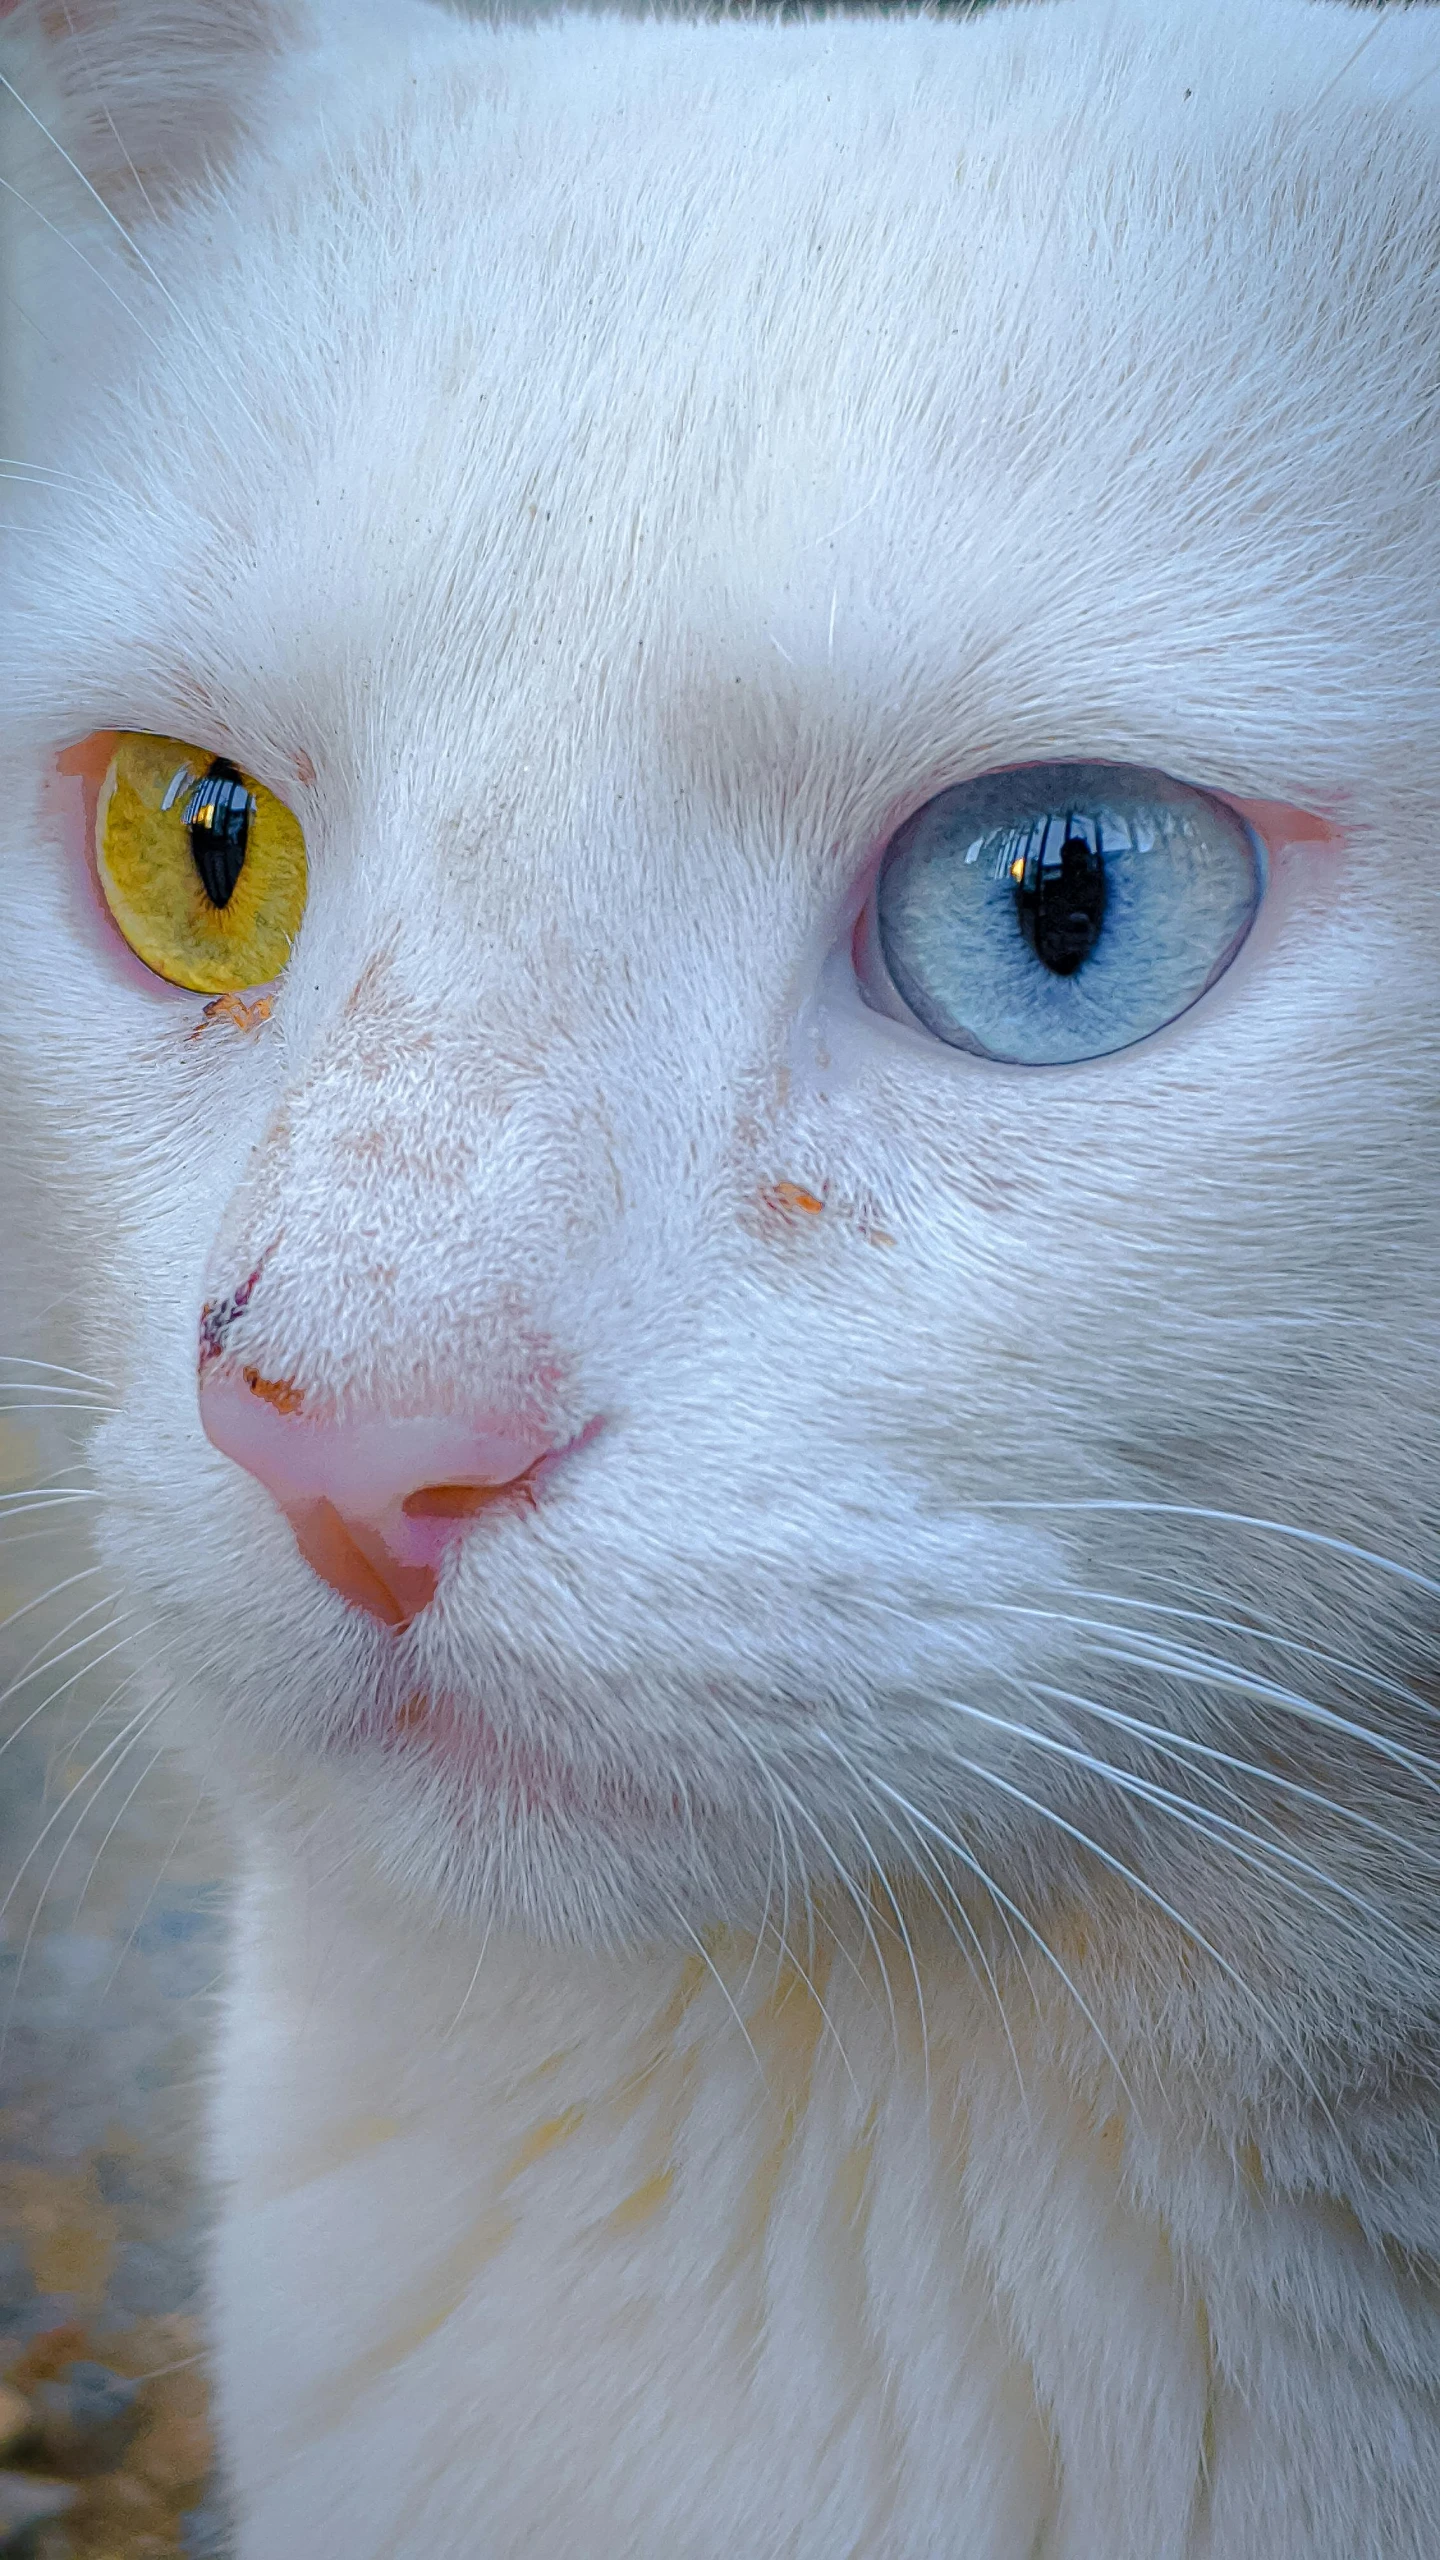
872,761,1264,1067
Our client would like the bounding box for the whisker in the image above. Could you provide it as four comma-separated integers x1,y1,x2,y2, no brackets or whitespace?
834,1818,932,2093
1019,1667,1440,1875
952,1751,1340,2133
0,1561,105,1644
707,1700,879,2025
0,1356,115,1388
0,170,166,358
440,1915,494,2045
790,1875,880,2072
0,1523,106,1552
667,1909,764,2084
703,1764,862,2095
0,456,95,486
1305,2,1404,116
962,1689,1408,1945
0,1594,130,1727
976,1498,1440,1599
0,1702,165,2070
70,1742,168,1925
0,1691,162,1930
971,1591,1440,1811
816,1724,1031,2103
849,1772,1032,2115
827,1813,913,2083
1074,1642,1440,1798
781,1933,864,2103
0,1379,118,1400
0,1623,152,1781
837,1746,1139,2114
0,1401,119,1417
734,1776,784,2013
0,479,78,504
0,281,63,363
51,0,165,234
36,1658,154,1803
0,1589,123,1698
999,1585,1440,1728
0,70,268,443
0,1491,102,1519
97,1728,218,2008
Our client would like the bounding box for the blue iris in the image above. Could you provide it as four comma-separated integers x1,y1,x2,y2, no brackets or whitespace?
875,761,1264,1067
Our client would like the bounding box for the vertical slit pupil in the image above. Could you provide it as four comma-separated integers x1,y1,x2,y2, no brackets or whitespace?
1014,824,1107,977
185,759,253,909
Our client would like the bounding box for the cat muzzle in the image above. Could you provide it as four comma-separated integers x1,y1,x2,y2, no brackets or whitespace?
198,1368,591,1626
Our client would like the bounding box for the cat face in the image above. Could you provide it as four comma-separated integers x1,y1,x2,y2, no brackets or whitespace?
3,0,1439,2039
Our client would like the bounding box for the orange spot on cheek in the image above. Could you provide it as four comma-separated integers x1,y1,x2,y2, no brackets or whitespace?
765,1181,826,1217
758,1181,896,1247
293,750,317,789
192,992,272,1038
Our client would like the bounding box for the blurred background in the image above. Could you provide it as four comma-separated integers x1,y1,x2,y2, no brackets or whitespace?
0,19,249,2548
0,1391,229,2558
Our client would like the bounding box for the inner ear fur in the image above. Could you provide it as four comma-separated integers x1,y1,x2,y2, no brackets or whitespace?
0,0,305,219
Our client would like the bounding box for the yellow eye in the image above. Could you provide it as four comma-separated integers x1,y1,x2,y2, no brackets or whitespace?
93,731,307,993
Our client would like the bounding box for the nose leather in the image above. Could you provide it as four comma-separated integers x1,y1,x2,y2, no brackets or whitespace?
200,1368,561,1626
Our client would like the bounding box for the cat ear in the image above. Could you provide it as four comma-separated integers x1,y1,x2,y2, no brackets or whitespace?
0,0,318,219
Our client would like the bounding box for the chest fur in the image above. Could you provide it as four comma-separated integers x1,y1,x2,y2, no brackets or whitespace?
205,1855,1440,2560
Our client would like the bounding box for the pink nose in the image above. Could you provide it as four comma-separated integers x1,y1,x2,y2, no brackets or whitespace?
200,1367,569,1627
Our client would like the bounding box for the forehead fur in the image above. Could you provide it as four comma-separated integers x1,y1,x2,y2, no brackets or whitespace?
10,0,1440,831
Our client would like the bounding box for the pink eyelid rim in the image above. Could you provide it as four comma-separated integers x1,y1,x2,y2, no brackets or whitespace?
1221,795,1340,851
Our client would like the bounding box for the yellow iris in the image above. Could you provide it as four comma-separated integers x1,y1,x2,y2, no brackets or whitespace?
95,732,307,994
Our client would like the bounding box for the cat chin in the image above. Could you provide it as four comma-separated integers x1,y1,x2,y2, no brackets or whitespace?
356,1686,690,1833
216,1712,789,1950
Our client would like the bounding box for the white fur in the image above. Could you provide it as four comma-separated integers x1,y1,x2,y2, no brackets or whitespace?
3,0,1440,2550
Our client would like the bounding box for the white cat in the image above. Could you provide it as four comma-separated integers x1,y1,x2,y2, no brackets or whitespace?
3,0,1440,2551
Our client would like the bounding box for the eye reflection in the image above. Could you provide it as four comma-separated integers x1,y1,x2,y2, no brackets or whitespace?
90,730,308,993
1008,815,1108,977
873,762,1263,1066
182,758,254,909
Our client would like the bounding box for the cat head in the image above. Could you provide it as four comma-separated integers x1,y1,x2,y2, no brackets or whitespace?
3,0,1439,2092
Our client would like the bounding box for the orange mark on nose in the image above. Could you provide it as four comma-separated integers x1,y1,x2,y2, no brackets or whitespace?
764,1181,826,1218
288,1500,437,1628
402,1479,535,1521
242,1369,306,1416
